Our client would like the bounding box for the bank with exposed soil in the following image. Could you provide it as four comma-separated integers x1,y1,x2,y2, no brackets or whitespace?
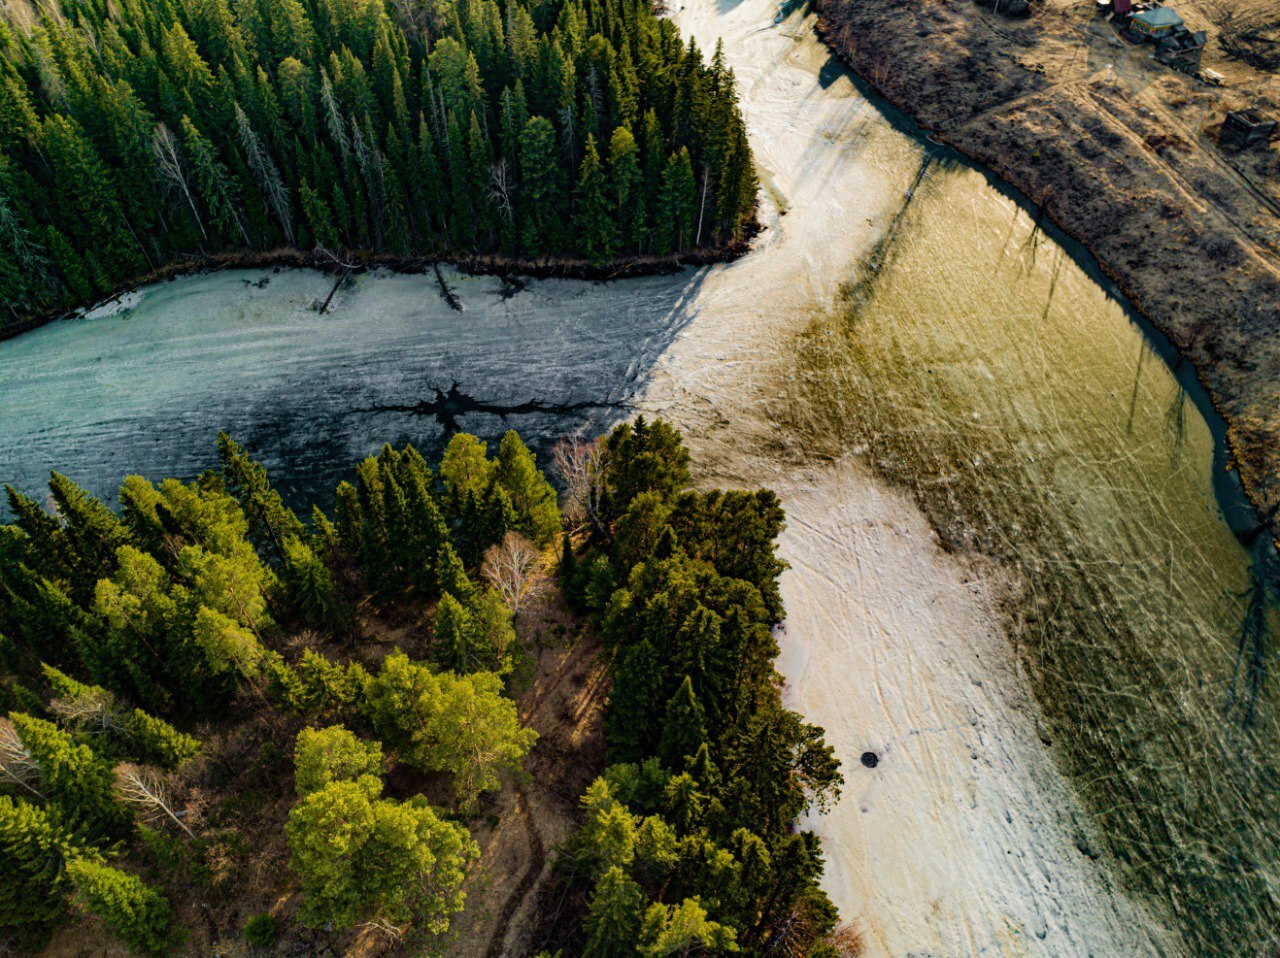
813,0,1280,531
0,239,753,344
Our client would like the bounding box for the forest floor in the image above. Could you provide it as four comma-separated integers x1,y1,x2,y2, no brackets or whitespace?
814,0,1280,531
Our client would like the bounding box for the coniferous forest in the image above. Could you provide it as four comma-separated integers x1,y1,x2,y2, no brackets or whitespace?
0,421,846,957
0,0,758,327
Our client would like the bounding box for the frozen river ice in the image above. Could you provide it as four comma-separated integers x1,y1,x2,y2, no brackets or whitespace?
0,267,703,509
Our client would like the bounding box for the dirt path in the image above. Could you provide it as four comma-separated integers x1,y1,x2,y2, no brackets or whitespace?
445,606,608,958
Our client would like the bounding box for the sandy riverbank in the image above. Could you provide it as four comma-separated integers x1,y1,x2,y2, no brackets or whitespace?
813,0,1280,534
637,0,1183,952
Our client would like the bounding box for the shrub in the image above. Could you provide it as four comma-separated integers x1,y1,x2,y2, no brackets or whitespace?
242,912,278,948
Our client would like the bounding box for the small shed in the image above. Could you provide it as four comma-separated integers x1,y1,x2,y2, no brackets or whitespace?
1129,7,1184,40
1221,109,1278,149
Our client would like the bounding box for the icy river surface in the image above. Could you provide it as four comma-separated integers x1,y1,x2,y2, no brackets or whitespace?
1,0,1275,954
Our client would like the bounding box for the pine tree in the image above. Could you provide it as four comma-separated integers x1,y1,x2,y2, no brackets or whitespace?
0,795,86,938
293,724,383,796
494,430,561,545
286,777,478,932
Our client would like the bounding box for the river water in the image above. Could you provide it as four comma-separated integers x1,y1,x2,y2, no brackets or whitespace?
1,0,1275,954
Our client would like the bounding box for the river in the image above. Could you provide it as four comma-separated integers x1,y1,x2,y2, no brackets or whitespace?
0,0,1274,955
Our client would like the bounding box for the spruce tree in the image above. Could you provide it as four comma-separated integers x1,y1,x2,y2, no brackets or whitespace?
657,148,697,253
658,675,707,769
575,133,613,264
65,858,173,955
9,712,128,838
583,865,648,958
216,432,304,565
0,795,85,939
608,125,642,254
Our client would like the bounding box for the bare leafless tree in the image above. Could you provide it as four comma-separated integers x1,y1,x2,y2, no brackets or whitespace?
0,718,43,799
48,683,119,733
235,104,294,245
360,916,408,946
114,763,196,839
151,123,207,239
552,435,609,535
482,532,546,619
490,158,515,225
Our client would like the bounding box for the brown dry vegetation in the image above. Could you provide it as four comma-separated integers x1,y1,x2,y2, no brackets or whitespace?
31,568,606,958
815,0,1280,527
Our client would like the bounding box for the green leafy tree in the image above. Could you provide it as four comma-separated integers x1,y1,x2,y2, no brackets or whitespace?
363,652,536,808
286,776,478,931
293,725,383,796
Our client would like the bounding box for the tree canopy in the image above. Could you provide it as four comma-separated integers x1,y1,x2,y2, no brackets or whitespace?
0,0,757,327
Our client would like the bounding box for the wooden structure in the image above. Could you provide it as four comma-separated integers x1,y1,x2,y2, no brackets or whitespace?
1128,7,1184,40
1220,109,1278,149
